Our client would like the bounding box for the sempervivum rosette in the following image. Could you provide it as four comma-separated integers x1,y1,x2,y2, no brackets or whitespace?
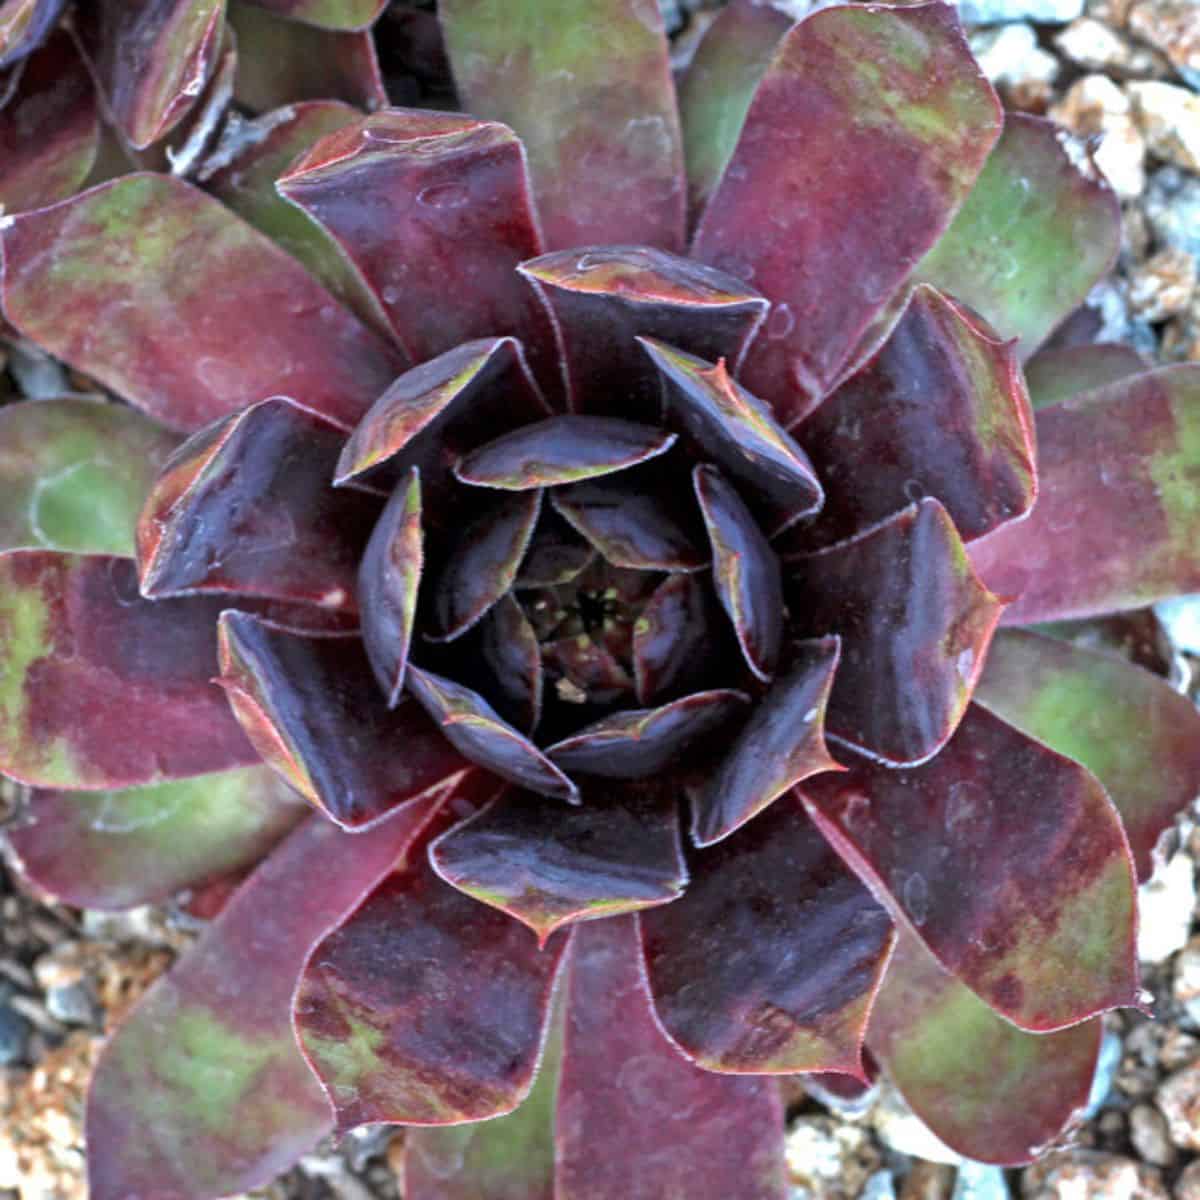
2,2,1200,1198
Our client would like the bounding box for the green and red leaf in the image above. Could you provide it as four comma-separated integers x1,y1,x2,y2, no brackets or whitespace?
1022,342,1147,410
0,0,67,68
237,0,384,30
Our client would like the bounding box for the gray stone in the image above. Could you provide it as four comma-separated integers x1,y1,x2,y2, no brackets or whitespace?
957,0,1083,25
1129,1104,1176,1167
1144,168,1200,261
1084,1029,1124,1118
0,998,30,1066
953,1162,1009,1200
44,982,99,1027
1137,852,1195,965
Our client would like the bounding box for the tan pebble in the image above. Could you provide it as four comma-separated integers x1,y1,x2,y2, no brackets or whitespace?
1174,1158,1200,1200
1127,82,1200,174
1129,247,1198,322
1130,1103,1176,1166
1127,0,1200,78
1050,75,1147,198
1022,1149,1169,1199
1156,1063,1200,1150
900,1162,955,1200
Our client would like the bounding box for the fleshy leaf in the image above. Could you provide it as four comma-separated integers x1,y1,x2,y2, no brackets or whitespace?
643,795,894,1074
643,338,823,532
294,803,569,1129
8,766,305,909
218,612,470,830
201,99,389,335
87,803,440,1200
516,509,594,589
0,174,403,433
787,499,1003,766
431,784,686,940
440,0,685,251
456,416,676,491
0,31,98,213
791,285,1036,548
518,246,766,415
336,336,548,493
917,114,1121,360
1022,343,1147,411
358,468,422,705
801,703,1140,1032
678,0,791,222
968,366,1200,622
406,665,579,803
277,110,551,367
226,1,385,112
976,629,1200,883
692,638,841,846
77,0,225,149
633,569,728,704
558,916,787,1200
693,463,782,682
471,594,543,733
0,551,256,789
550,466,708,572
429,491,541,641
0,399,178,557
693,2,1001,420
868,931,1102,1164
0,0,67,68
547,689,749,780
137,397,376,611
237,0,384,29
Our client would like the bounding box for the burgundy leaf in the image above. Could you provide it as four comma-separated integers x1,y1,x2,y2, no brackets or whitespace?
787,499,1003,766
0,174,404,433
1022,342,1148,410
218,612,471,830
693,2,1001,421
868,931,1102,1165
277,109,552,370
429,490,542,641
0,551,256,789
236,0,385,30
968,366,1200,622
358,468,422,705
557,916,787,1200
692,638,841,846
0,30,98,213
801,703,1140,1032
456,416,676,491
976,629,1200,883
643,795,894,1074
87,804,440,1200
516,508,595,588
643,338,823,532
693,463,782,682
137,397,376,612
406,664,579,803
547,689,749,780
472,594,543,733
431,784,686,941
440,0,686,252
791,285,1036,548
632,570,728,704
294,804,569,1129
518,246,766,415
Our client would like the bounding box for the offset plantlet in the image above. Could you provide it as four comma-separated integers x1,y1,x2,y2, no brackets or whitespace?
1,1,1199,1197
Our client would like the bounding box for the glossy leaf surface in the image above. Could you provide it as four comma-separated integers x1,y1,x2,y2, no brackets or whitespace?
431,785,686,940
8,766,305,909
237,0,384,29
969,366,1200,622
793,286,1036,548
917,114,1121,359
406,665,579,803
519,246,766,415
547,689,748,780
0,31,98,213
87,805,438,1200
516,510,594,588
788,499,1002,765
694,464,782,682
278,110,549,365
693,2,1001,418
802,703,1140,1032
693,639,841,846
869,931,1102,1164
1023,343,1147,410
295,808,568,1129
0,174,402,432
558,916,787,1200
456,416,675,491
218,612,469,830
0,0,67,68
472,594,543,733
137,398,375,611
645,338,823,532
644,796,894,1074
358,468,422,704
0,399,178,557
632,572,725,703
0,552,255,789
976,629,1200,882
441,0,685,251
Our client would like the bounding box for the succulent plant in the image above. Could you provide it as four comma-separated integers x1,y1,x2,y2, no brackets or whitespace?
2,0,1200,1197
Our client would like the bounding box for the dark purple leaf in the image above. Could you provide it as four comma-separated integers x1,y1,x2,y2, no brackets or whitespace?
471,594,543,733
515,508,595,588
632,571,727,703
1022,342,1148,411
0,0,67,68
